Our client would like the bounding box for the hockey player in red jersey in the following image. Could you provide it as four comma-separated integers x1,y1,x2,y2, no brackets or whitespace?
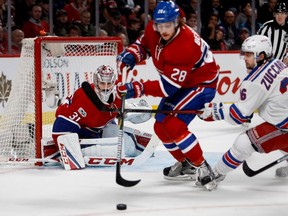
116,0,219,190
199,35,288,182
49,65,153,169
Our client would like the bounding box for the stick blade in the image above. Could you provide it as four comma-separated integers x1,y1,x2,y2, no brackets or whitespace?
116,163,141,187
116,175,141,187
242,160,257,177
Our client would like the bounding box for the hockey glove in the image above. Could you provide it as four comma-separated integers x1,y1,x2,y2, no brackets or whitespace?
117,81,144,99
116,50,136,75
198,102,224,121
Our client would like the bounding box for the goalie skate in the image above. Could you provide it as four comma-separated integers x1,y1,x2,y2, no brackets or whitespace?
163,160,196,181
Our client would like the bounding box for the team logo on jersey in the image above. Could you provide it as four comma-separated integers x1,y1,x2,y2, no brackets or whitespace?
78,107,87,117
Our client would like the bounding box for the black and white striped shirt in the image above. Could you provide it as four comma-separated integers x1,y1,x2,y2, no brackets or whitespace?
257,20,288,60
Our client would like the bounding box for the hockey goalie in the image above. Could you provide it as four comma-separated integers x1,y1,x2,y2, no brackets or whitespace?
42,65,157,170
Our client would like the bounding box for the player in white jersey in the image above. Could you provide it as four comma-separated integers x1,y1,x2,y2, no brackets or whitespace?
199,34,288,182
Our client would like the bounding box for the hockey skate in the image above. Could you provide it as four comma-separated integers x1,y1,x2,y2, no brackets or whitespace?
275,166,288,177
195,160,217,191
163,160,197,181
213,168,226,182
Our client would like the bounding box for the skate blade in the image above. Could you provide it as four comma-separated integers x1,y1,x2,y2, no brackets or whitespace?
195,180,217,191
164,174,196,181
204,180,217,191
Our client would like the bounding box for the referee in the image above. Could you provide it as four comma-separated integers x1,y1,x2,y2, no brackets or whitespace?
257,2,288,64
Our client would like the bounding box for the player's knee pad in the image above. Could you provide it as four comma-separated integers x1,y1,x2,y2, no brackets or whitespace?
154,115,188,141
230,132,256,161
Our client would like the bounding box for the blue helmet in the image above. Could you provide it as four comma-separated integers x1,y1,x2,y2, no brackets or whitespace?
153,0,180,24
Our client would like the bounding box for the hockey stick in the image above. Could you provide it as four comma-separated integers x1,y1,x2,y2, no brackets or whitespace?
116,93,141,187
105,108,201,115
81,81,201,115
242,154,288,177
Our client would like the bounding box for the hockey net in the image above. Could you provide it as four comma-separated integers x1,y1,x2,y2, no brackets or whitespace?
0,37,122,164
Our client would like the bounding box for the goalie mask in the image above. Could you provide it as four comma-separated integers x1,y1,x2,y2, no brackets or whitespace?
93,65,116,103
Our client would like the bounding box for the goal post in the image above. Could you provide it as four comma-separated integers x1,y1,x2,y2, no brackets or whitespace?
0,36,123,164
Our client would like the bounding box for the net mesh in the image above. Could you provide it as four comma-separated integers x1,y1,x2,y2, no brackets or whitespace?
0,37,121,163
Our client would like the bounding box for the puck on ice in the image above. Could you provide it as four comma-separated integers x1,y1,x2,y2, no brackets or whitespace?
116,203,127,210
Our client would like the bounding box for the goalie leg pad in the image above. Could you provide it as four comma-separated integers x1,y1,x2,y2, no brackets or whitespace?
57,133,85,170
81,143,123,157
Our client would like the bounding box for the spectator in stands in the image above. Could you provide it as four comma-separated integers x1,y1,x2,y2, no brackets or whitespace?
38,0,49,23
137,0,156,19
0,25,5,54
201,0,225,27
238,26,250,43
239,8,261,35
257,0,278,25
6,28,25,54
127,17,141,44
14,0,36,28
0,0,10,28
233,26,250,50
53,9,69,36
219,10,239,50
186,11,197,31
200,13,219,43
99,28,108,36
177,0,197,17
116,32,129,48
208,26,227,51
74,10,95,37
64,0,88,23
22,4,50,38
100,9,129,44
235,1,252,29
67,24,81,37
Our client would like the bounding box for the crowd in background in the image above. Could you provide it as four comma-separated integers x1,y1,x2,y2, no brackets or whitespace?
0,0,283,54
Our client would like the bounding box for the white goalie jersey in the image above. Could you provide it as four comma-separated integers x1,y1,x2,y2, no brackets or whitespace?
223,59,288,130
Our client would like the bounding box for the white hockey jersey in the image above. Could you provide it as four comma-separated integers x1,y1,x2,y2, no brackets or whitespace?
223,59,288,130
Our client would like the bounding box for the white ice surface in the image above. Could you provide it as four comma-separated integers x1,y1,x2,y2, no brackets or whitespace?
1,114,288,216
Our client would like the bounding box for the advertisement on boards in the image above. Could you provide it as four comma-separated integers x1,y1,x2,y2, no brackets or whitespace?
0,52,246,115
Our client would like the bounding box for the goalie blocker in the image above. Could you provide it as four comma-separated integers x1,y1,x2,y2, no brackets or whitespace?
42,126,158,170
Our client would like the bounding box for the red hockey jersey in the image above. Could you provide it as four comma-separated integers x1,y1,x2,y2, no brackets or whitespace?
55,83,121,129
135,21,218,97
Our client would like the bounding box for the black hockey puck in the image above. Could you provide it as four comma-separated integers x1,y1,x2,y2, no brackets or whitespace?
116,203,127,210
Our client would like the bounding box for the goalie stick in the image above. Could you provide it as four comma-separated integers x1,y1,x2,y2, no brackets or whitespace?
242,154,288,177
81,81,201,115
116,93,141,187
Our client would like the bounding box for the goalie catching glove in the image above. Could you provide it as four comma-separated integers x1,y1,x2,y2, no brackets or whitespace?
198,102,224,121
125,99,152,124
